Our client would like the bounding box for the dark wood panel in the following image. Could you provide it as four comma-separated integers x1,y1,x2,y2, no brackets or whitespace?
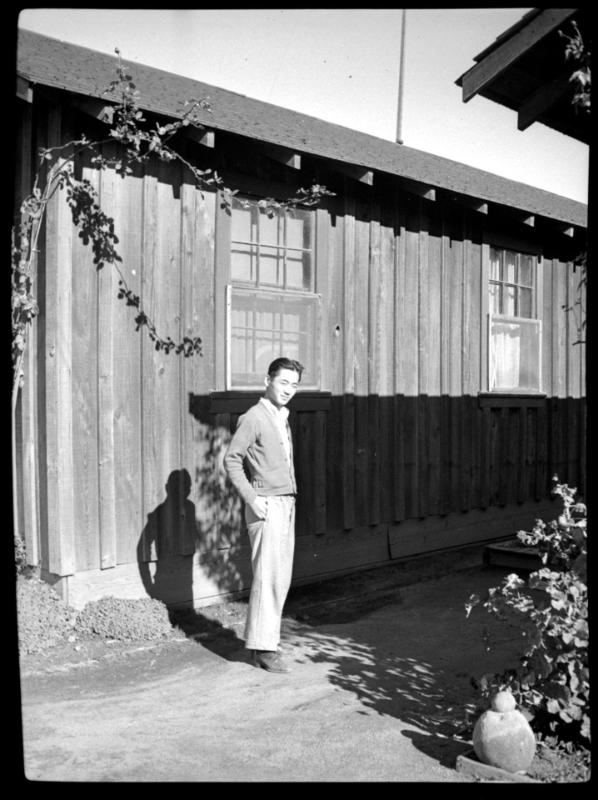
393,394,406,522
313,410,327,534
368,394,381,525
342,393,355,529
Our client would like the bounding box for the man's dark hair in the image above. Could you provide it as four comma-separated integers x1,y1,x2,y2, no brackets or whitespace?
267,357,304,381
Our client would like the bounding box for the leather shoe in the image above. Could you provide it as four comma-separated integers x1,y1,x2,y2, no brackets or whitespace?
252,650,292,673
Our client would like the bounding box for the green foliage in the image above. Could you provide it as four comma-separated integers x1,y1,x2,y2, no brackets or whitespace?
466,478,589,746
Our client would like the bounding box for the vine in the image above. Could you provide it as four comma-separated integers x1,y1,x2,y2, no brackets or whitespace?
12,47,334,399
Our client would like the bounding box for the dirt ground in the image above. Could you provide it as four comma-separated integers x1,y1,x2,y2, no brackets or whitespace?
15,545,590,783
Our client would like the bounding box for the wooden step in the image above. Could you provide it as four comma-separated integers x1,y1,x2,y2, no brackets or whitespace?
483,538,542,571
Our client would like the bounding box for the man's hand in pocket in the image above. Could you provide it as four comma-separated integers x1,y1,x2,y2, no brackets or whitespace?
251,496,268,520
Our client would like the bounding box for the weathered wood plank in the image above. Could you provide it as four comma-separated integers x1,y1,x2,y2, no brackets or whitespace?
139,161,181,561
393,198,406,522
403,199,419,518
354,200,370,525
541,256,553,395
181,183,216,560
553,258,567,398
448,223,463,398
567,261,582,396
343,189,356,395
112,163,144,564
17,102,41,565
214,191,230,390
368,212,382,394
44,105,76,577
97,150,118,571
71,151,100,571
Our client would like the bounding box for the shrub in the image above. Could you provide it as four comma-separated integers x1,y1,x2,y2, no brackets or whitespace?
466,478,589,746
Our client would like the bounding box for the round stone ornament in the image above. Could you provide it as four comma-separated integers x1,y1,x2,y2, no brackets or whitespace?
473,691,536,773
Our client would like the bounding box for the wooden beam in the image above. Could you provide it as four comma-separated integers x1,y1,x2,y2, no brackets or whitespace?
259,143,301,170
460,9,576,102
556,223,575,238
16,74,33,103
448,193,488,214
518,73,573,131
517,212,535,228
332,162,374,185
400,176,436,201
71,96,115,124
185,125,216,148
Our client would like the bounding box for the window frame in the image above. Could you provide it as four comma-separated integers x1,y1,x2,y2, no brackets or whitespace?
215,187,325,392
480,236,544,397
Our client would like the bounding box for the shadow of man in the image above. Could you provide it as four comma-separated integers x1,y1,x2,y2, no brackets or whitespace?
137,467,247,662
137,469,198,620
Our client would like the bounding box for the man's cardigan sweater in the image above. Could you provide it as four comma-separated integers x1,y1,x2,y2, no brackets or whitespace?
223,398,297,506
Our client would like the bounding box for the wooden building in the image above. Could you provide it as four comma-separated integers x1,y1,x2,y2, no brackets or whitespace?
14,30,587,609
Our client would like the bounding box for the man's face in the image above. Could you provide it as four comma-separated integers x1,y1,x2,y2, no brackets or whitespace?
264,368,300,408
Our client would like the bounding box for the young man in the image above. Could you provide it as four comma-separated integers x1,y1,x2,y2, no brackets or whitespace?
223,357,303,673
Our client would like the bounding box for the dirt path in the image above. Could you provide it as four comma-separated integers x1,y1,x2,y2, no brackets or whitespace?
19,559,527,782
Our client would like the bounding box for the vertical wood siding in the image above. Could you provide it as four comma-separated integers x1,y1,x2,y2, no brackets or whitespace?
21,102,586,586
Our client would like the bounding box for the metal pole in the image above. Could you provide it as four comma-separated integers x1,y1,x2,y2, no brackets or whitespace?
396,8,407,144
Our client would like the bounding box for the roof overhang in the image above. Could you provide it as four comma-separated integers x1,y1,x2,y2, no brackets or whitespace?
456,8,590,144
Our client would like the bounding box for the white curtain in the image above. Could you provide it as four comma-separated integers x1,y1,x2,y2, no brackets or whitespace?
490,322,521,390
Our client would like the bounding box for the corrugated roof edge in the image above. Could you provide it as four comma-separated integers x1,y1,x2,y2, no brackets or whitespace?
16,28,587,229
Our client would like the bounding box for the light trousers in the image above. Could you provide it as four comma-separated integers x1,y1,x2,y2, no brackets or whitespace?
243,495,296,652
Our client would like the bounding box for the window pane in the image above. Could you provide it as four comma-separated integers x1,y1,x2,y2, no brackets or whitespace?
504,285,516,316
519,255,534,287
259,246,284,286
504,251,517,283
231,244,257,283
286,250,312,290
519,287,533,318
231,204,254,243
259,212,283,247
489,282,501,314
286,211,310,250
230,288,319,387
489,317,540,391
490,248,501,281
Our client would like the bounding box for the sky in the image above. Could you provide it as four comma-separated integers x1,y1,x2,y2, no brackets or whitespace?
17,8,589,204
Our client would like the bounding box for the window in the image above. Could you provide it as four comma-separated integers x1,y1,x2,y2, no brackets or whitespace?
487,246,542,392
226,197,320,389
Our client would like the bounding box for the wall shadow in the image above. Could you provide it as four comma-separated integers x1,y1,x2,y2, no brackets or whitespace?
136,467,247,663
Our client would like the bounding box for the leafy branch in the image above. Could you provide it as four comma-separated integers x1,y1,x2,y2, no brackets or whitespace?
559,19,591,114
